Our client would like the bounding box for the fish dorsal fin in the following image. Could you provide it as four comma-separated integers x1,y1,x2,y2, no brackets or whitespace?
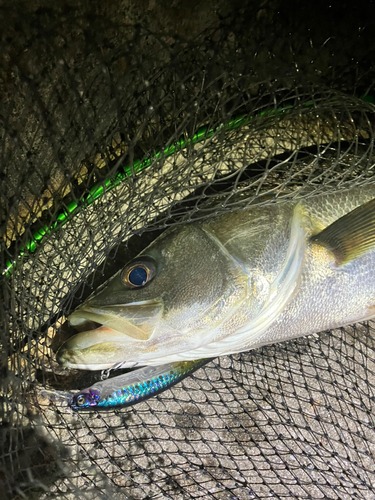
310,197,375,265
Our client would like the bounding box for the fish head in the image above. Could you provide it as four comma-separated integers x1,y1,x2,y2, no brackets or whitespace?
56,224,254,370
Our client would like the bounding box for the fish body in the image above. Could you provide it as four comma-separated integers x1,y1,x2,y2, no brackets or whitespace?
57,185,375,371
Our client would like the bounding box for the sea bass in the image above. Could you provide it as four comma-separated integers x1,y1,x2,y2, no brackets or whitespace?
57,185,375,372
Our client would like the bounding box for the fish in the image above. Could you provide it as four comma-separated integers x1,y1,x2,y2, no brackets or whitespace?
56,184,375,373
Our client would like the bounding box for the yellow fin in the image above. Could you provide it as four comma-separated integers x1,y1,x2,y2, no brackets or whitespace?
309,197,375,265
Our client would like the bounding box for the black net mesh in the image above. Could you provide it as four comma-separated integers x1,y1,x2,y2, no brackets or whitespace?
2,1,375,499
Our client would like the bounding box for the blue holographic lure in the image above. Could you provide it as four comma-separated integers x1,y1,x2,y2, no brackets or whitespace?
67,359,211,411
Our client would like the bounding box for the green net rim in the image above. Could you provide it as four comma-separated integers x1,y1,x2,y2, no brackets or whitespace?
4,93,373,278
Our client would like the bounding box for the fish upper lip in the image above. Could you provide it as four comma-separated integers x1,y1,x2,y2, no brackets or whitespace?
69,300,161,324
86,298,160,308
67,300,163,341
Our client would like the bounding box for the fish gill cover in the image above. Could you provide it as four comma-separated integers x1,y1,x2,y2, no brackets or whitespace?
1,0,375,499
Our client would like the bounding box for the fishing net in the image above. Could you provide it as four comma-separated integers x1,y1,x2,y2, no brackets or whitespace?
2,1,375,499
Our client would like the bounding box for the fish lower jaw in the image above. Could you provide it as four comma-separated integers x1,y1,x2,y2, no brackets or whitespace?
56,348,115,371
61,359,117,371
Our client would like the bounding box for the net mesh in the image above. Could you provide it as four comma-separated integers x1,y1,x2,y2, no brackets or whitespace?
2,1,375,499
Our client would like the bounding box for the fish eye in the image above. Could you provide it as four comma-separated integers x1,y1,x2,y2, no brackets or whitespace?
122,258,156,288
76,394,87,406
129,266,148,286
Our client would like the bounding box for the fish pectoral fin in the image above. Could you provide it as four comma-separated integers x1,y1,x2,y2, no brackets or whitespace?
309,197,375,265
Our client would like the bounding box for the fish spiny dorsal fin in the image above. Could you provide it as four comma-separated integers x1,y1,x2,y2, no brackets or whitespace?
309,197,375,266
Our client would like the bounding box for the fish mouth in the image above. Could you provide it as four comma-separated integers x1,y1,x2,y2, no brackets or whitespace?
56,301,162,369
68,301,162,341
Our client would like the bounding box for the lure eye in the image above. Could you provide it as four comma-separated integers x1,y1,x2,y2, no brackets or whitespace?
76,394,86,406
122,258,156,288
70,389,100,410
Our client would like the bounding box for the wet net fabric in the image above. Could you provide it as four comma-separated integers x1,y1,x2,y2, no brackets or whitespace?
1,1,375,499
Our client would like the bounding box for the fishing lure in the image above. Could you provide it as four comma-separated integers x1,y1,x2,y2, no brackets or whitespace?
41,359,211,411
70,358,211,410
